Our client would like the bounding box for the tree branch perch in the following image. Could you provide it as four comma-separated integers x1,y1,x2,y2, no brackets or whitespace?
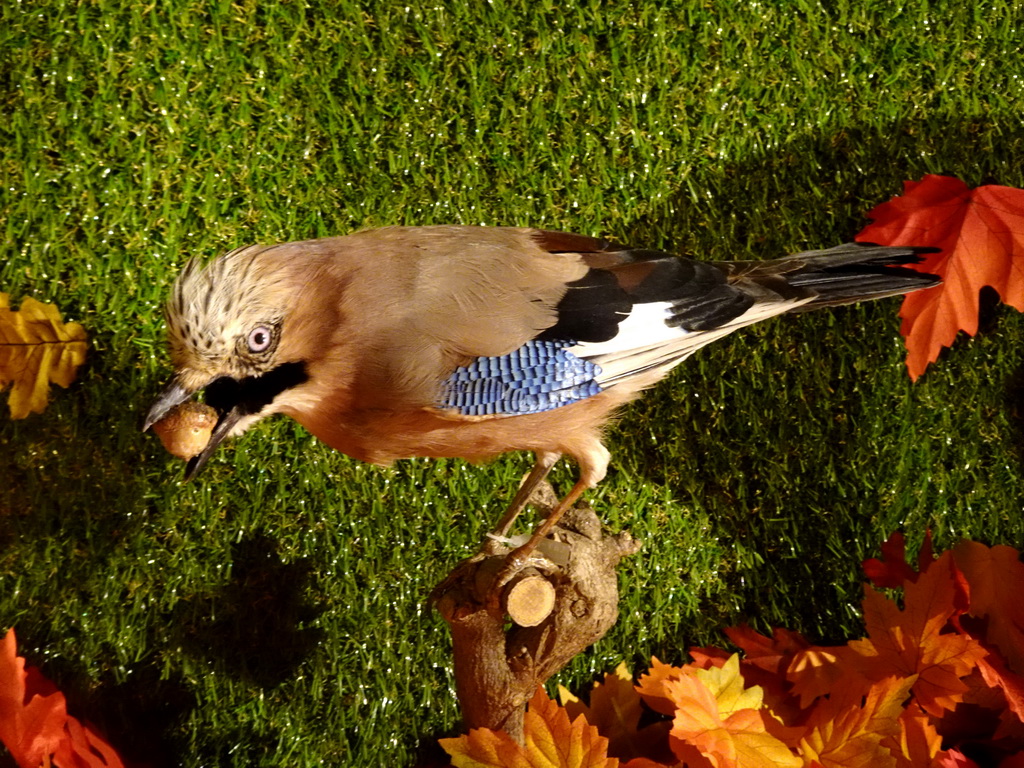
432,494,641,742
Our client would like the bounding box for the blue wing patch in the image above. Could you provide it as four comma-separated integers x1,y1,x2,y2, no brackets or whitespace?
439,340,603,416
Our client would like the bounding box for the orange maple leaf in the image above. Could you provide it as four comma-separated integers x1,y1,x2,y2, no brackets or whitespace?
636,658,695,718
0,628,125,768
882,706,952,768
797,676,915,768
848,552,987,717
686,646,732,672
973,653,1024,730
561,663,670,763
953,541,1024,674
721,625,821,718
440,687,618,768
856,174,1024,380
664,654,801,768
723,626,812,678
785,646,862,712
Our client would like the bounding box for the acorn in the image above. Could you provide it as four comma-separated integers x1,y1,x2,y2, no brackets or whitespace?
151,401,218,460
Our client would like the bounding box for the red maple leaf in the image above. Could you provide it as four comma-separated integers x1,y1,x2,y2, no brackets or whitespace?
863,531,935,589
856,174,1024,380
0,628,126,768
0,629,66,767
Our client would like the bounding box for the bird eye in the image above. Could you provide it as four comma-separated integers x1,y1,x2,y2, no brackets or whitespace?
246,325,274,353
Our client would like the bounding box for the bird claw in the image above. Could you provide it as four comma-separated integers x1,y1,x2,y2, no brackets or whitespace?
492,546,534,590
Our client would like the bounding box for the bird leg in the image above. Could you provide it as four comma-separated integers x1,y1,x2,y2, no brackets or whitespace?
487,450,561,539
488,444,608,589
494,476,591,588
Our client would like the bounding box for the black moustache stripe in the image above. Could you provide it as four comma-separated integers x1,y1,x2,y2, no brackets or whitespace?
204,362,309,417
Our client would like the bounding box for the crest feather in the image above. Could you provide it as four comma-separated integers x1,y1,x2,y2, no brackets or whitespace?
166,244,278,367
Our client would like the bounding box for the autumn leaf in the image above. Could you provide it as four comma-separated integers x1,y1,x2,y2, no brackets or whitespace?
974,653,1024,730
856,174,1024,380
718,624,856,723
440,687,618,768
53,716,131,768
561,663,670,762
636,658,694,718
883,706,951,768
797,676,915,768
724,626,813,678
936,750,982,768
953,541,1024,674
0,294,88,418
785,646,860,712
0,628,67,767
664,654,801,768
440,535,1024,768
0,627,125,768
848,552,987,717
686,646,732,672
863,531,935,589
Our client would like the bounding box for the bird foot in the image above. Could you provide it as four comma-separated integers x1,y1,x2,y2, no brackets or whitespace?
492,546,534,591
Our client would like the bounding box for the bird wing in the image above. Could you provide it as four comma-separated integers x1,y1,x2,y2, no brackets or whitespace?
420,234,935,417
394,228,783,417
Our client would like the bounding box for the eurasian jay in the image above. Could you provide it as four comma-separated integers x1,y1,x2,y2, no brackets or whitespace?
144,226,938,568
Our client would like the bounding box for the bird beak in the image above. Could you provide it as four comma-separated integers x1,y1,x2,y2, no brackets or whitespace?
183,403,243,481
143,376,240,481
142,381,192,432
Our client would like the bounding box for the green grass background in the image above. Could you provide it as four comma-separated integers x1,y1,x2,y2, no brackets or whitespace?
2,0,1024,764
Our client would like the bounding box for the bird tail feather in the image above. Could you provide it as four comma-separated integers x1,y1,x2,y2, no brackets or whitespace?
721,243,940,311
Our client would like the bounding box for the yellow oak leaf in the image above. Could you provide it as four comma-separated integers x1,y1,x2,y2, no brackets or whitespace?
0,294,88,418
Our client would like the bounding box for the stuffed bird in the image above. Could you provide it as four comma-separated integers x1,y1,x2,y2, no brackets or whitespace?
144,226,938,564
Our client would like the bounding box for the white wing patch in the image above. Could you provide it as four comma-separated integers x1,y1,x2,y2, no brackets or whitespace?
569,302,682,357
568,296,814,388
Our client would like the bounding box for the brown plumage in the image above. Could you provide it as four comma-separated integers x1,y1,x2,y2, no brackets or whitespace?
145,226,939,566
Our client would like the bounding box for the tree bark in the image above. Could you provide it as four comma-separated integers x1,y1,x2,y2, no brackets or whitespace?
432,496,641,742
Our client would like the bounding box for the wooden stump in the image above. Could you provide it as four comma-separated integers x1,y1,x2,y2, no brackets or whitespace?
431,496,641,742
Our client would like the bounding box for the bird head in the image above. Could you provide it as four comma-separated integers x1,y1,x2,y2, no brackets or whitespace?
144,244,311,479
